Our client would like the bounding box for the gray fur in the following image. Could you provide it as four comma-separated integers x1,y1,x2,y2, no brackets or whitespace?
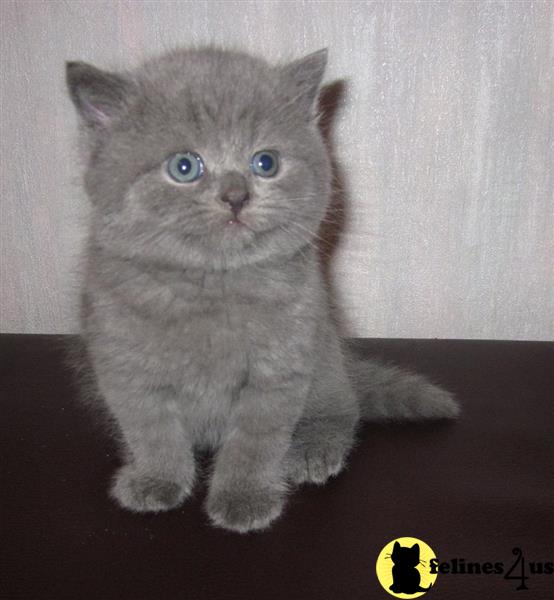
66,47,459,533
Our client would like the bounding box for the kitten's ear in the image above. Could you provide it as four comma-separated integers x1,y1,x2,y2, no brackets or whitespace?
393,541,400,550
280,49,328,117
66,61,134,129
412,544,420,553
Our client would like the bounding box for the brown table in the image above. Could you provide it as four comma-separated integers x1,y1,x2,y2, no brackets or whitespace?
2,335,553,600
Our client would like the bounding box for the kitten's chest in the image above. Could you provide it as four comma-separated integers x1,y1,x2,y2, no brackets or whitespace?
165,265,308,331
155,266,309,377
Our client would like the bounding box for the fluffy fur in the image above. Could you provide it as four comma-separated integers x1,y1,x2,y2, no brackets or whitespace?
66,47,459,533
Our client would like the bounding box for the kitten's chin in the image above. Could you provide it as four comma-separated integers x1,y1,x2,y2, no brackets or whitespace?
219,217,257,242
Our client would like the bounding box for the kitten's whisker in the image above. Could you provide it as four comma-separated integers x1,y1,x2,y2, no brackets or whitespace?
280,226,320,251
287,220,333,246
279,225,309,261
276,225,316,258
277,223,335,261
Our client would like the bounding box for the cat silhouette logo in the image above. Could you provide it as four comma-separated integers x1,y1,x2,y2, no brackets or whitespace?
376,537,438,597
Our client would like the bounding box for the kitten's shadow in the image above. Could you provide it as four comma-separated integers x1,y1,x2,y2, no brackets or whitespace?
317,80,349,324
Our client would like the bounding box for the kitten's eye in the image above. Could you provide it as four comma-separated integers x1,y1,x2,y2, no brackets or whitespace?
166,152,204,183
250,150,279,178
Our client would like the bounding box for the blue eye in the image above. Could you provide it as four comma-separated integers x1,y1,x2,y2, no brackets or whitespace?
251,150,279,177
167,151,204,183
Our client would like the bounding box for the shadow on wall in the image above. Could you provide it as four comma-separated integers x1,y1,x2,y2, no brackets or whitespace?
317,79,350,326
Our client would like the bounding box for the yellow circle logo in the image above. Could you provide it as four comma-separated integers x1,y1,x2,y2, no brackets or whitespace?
376,537,438,597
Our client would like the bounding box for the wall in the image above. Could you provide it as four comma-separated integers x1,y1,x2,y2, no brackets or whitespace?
1,0,552,339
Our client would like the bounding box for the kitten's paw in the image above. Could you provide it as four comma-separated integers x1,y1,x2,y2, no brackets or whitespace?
206,484,285,533
110,465,192,513
286,418,355,485
286,440,349,485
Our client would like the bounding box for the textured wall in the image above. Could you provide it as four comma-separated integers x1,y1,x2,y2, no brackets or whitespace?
1,0,553,339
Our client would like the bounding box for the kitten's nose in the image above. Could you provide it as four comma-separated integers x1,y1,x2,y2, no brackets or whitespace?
219,172,250,215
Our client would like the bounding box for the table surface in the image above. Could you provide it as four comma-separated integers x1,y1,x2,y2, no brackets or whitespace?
2,334,553,600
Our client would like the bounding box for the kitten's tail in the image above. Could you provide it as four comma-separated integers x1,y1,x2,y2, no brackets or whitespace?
343,341,460,422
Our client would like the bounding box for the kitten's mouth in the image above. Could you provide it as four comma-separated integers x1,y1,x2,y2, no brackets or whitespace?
218,216,258,244
224,216,255,232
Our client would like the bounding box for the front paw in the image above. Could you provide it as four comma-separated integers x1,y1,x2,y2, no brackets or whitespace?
110,464,193,513
286,418,355,485
206,484,285,533
286,439,349,485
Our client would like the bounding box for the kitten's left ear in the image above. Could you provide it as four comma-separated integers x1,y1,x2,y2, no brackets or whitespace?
280,49,328,118
66,61,135,129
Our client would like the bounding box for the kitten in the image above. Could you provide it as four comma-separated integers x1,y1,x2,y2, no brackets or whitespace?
66,47,459,533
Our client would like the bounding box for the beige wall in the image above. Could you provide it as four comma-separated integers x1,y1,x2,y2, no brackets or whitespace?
1,0,553,340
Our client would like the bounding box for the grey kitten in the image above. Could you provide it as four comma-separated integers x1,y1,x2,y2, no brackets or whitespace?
66,47,459,533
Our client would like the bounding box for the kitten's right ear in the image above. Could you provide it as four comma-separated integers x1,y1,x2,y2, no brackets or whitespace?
66,61,134,128
280,49,328,118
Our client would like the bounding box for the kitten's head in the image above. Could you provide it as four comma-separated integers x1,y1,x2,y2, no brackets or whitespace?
67,47,331,270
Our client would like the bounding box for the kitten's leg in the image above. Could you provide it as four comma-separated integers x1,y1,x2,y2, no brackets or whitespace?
205,375,306,533
285,363,359,486
98,375,196,513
